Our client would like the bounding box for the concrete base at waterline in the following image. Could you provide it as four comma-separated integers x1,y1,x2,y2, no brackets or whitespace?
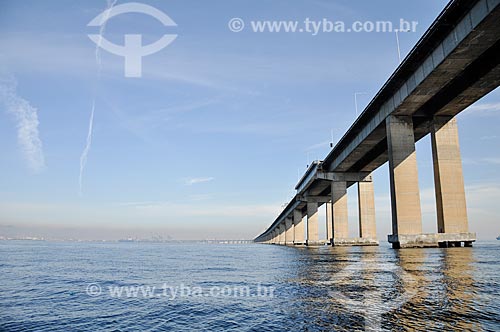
305,240,324,246
330,238,379,246
388,233,476,248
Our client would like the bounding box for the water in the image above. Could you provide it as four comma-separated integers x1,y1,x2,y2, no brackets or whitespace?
0,241,499,331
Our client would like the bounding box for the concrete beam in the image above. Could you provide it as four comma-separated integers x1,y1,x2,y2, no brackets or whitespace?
306,202,320,245
431,117,469,233
297,195,331,204
321,172,372,182
331,181,349,239
386,115,423,248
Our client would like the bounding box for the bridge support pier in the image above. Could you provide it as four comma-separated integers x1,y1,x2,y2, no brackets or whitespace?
328,181,378,246
306,202,320,245
285,217,294,245
386,115,423,248
294,209,306,245
431,117,475,246
326,202,333,245
331,181,349,240
278,224,285,245
357,180,379,244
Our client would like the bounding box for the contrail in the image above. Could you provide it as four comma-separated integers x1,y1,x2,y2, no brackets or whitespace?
79,0,117,196
79,100,95,196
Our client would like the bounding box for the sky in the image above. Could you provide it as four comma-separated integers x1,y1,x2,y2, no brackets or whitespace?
0,0,499,241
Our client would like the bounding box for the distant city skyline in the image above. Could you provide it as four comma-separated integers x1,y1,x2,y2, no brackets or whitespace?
1,0,499,241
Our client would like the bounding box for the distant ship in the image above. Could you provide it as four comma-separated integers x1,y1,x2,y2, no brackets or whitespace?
118,238,136,243
497,235,500,240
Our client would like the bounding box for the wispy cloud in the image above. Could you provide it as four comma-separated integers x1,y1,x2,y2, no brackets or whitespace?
305,140,331,151
462,157,500,165
105,96,220,143
462,102,500,116
121,201,279,218
480,135,498,140
79,0,117,196
0,77,45,173
185,177,215,185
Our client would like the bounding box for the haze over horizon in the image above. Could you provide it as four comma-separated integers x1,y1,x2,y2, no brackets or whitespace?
1,0,499,241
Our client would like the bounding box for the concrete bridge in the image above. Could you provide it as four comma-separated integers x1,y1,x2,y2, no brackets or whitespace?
254,0,500,248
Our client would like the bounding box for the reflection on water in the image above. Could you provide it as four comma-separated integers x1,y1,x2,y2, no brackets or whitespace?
0,241,499,331
283,245,499,331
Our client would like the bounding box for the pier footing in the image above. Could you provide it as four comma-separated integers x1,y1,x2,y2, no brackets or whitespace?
388,233,476,248
330,238,379,246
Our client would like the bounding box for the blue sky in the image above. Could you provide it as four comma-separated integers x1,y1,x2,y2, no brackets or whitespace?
0,0,499,240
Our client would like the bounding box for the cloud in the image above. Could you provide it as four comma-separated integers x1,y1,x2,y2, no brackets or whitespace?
123,201,279,219
461,102,500,116
184,177,215,185
305,140,331,151
0,77,45,173
480,135,498,140
462,157,500,165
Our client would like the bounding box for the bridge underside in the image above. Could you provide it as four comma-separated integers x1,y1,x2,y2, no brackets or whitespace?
256,0,500,248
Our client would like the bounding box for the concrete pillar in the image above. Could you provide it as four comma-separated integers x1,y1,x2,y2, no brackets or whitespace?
358,180,377,238
331,181,349,239
326,202,333,244
283,221,288,244
278,224,285,245
285,217,294,245
306,202,319,245
271,230,276,244
431,117,469,234
386,115,423,248
293,209,305,245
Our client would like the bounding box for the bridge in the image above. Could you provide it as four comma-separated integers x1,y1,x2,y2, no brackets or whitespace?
254,0,500,248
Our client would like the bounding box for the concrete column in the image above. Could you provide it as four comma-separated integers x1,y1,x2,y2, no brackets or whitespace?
283,221,288,244
293,209,305,245
358,180,377,238
285,217,294,245
326,202,333,244
331,181,349,239
431,117,469,233
271,230,276,244
278,224,285,245
306,202,319,245
386,115,423,247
